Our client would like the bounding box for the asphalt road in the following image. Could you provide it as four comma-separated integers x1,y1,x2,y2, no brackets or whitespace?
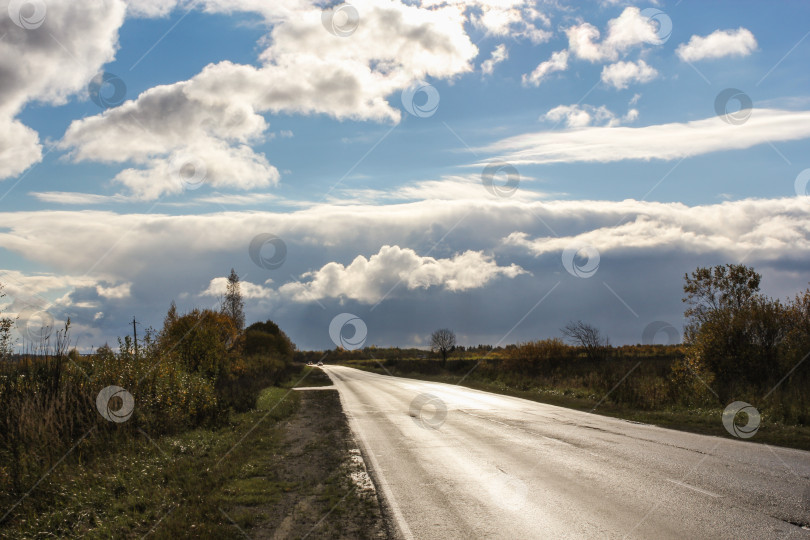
324,365,810,540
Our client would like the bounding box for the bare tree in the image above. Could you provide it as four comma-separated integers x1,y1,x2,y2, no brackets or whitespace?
561,320,609,362
430,328,456,367
222,269,245,331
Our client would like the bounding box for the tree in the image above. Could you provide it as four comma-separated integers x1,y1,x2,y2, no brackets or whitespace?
430,328,456,367
222,269,245,331
244,320,294,363
160,307,239,381
679,264,790,399
561,320,609,362
682,264,760,329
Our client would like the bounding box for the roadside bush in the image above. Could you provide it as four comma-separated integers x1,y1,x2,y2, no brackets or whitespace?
160,308,240,382
244,320,294,362
0,300,298,510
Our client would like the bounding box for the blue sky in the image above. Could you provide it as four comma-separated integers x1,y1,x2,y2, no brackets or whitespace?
1,0,809,351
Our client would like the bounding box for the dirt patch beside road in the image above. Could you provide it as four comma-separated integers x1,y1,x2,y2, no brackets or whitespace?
237,371,389,539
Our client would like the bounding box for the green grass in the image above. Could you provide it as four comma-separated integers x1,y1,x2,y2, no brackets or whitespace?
279,364,334,388
1,364,386,538
1,378,302,538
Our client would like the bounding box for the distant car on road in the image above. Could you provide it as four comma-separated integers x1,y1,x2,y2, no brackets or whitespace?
317,361,324,367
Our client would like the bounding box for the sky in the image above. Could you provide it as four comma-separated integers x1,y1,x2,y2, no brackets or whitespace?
0,0,809,352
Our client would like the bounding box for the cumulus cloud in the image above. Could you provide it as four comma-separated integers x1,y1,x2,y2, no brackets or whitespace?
565,7,659,62
0,0,127,180
480,109,810,166
277,245,527,304
420,0,551,43
601,59,657,89
467,0,552,43
60,0,479,199
522,50,568,87
543,104,639,128
482,44,508,75
676,28,757,62
0,120,43,180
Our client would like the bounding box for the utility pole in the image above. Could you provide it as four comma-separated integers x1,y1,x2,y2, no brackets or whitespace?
132,317,139,357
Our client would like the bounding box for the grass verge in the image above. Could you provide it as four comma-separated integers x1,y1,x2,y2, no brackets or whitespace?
1,366,388,538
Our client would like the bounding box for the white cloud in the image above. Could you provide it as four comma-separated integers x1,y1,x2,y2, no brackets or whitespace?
469,2,552,44
194,192,278,206
0,269,130,330
111,142,279,200
277,245,527,304
202,277,276,299
328,173,547,205
60,0,479,200
96,283,132,299
0,120,43,180
543,104,622,128
601,59,658,89
30,192,134,205
522,50,568,87
0,0,127,180
480,109,810,166
676,28,757,62
482,44,508,75
421,0,552,44
565,7,659,62
125,0,182,18
504,198,810,261
1,195,808,349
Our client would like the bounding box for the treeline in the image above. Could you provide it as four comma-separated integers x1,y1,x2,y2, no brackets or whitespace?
0,273,295,508
336,265,810,426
